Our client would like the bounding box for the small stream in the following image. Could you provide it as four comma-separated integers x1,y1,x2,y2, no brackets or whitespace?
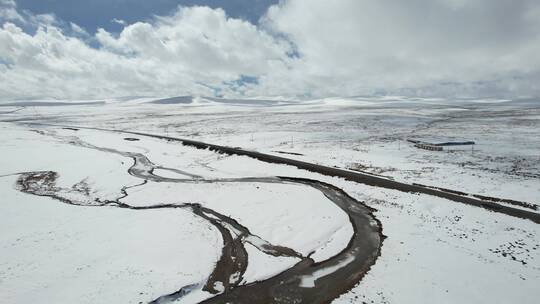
15,129,383,304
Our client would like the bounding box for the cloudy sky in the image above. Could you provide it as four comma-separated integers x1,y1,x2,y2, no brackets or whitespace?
1,0,539,101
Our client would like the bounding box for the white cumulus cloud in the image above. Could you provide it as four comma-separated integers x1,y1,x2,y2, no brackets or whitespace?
0,5,293,100
262,0,540,98
1,0,540,101
0,0,23,23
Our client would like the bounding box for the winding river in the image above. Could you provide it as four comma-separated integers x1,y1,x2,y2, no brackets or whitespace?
15,128,383,304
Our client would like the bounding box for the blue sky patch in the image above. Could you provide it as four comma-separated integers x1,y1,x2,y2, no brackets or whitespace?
15,0,279,33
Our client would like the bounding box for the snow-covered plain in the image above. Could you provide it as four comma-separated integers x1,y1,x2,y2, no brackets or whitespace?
1,96,539,303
